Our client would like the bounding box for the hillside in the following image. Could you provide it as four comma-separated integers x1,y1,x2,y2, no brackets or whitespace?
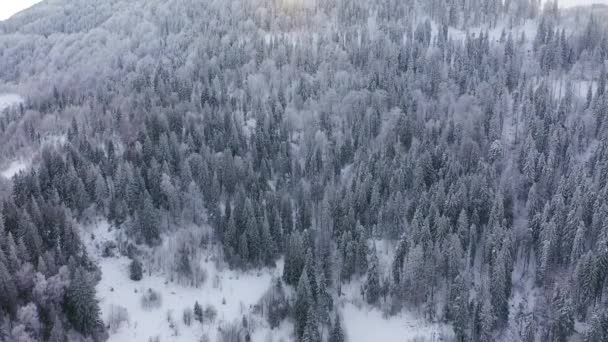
0,1,608,342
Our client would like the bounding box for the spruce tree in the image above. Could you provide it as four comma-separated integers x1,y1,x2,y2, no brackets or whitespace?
302,306,320,342
129,259,143,281
364,246,380,305
65,268,102,336
329,314,345,342
194,301,203,322
295,269,312,339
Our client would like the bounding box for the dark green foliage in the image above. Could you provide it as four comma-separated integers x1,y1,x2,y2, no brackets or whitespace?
194,301,203,323
129,259,143,281
301,307,320,342
329,314,345,342
0,0,607,339
364,247,380,305
267,279,289,329
546,288,574,342
585,308,608,342
294,270,312,339
65,268,103,337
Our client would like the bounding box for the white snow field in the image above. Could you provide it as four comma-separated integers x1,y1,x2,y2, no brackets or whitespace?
0,159,29,179
342,303,453,342
81,220,292,342
0,93,23,112
81,221,452,342
558,0,608,8
336,240,454,342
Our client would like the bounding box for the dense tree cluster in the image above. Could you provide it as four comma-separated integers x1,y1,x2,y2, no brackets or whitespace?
0,155,106,340
0,0,607,341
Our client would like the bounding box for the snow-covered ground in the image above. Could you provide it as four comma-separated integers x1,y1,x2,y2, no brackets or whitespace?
342,303,453,342
0,159,29,179
556,0,608,8
81,220,292,342
0,93,23,112
335,240,454,342
80,222,453,342
338,277,454,342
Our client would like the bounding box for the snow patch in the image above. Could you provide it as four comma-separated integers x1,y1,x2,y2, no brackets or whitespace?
81,220,286,342
341,302,453,342
1,159,29,179
0,93,23,112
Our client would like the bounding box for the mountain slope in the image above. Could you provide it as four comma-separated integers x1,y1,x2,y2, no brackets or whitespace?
0,0,607,341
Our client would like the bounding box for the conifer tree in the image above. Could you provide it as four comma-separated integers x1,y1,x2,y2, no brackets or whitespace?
364,246,380,305
295,269,312,339
329,314,345,342
302,306,320,342
65,268,102,336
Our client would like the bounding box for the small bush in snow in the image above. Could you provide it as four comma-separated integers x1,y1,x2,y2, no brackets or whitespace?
141,289,162,310
203,305,217,323
212,275,221,289
102,241,117,258
122,243,138,259
217,322,242,342
182,308,193,326
194,301,203,322
167,310,178,336
129,259,143,281
260,278,289,329
191,263,207,288
107,305,129,333
199,333,210,342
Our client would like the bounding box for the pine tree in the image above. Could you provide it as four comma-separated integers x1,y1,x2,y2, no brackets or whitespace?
139,191,160,245
480,296,496,342
295,269,312,339
303,249,318,303
194,301,203,322
448,275,469,341
570,221,586,265
0,260,17,314
392,234,408,284
129,259,143,281
48,316,66,342
547,288,574,342
329,314,345,342
65,268,102,336
316,271,332,325
301,306,320,342
364,246,380,305
584,308,608,342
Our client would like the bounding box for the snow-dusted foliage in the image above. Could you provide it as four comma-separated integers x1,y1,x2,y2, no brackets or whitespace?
0,0,608,341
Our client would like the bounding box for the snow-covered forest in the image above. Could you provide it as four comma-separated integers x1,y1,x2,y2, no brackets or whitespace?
0,0,607,341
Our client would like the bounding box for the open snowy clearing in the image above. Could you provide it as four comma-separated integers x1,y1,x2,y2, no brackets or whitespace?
338,278,454,342
556,0,608,8
0,93,23,112
0,159,29,179
81,220,292,342
0,134,66,180
337,240,454,342
341,303,453,342
81,222,452,342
